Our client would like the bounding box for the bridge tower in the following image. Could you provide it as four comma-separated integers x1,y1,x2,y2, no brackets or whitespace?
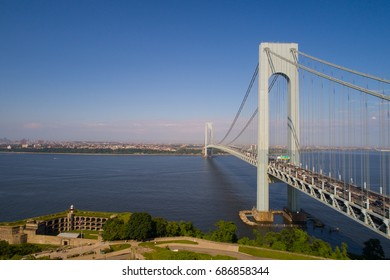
257,43,300,216
203,122,213,157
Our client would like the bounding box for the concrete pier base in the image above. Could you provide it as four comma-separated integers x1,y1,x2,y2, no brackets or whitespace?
252,208,274,223
284,208,307,223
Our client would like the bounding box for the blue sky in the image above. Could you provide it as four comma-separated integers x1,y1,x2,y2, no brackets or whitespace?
1,0,389,143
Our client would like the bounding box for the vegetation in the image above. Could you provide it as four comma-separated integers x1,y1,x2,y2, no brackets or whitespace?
110,244,131,252
101,212,353,259
0,220,28,226
126,212,155,241
102,218,127,241
0,210,125,227
102,213,203,241
0,240,56,260
100,247,114,254
3,209,377,260
3,208,384,260
67,229,101,239
153,217,168,237
239,246,322,260
72,210,119,218
204,220,238,243
362,238,385,260
141,243,235,260
238,228,349,260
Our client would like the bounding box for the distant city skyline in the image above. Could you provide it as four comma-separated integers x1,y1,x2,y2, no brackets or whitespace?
1,0,390,143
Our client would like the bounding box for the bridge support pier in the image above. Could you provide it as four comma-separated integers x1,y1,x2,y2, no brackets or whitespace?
287,186,300,212
203,122,213,157
203,147,213,157
252,208,274,223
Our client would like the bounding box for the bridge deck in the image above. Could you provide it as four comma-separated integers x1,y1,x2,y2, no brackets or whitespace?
206,144,390,238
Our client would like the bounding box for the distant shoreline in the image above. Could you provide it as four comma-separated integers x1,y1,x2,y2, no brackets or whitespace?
0,151,204,157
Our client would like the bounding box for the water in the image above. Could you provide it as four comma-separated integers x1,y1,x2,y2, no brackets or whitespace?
0,152,389,256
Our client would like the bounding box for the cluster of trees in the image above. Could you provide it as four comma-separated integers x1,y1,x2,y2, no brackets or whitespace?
102,212,386,260
206,220,238,243
362,238,385,260
0,241,43,260
102,213,202,241
102,212,237,243
238,228,349,259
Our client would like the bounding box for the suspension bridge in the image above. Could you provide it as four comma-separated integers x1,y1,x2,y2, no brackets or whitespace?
204,42,390,239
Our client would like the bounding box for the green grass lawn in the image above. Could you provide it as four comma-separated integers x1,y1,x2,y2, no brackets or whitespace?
141,242,235,260
110,244,131,252
239,246,324,260
68,230,100,239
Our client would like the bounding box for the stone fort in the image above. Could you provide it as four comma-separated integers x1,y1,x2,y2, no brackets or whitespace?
0,205,110,246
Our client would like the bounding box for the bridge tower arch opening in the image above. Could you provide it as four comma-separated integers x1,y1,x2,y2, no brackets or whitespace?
257,42,300,215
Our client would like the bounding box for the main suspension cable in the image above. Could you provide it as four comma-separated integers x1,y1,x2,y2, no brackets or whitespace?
225,75,279,146
218,64,259,144
226,108,258,145
267,49,390,101
297,50,390,84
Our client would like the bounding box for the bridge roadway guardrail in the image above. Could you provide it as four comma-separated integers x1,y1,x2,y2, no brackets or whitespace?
206,145,390,239
206,145,257,166
269,161,389,238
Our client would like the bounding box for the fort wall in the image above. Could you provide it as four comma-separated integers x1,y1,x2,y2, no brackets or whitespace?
0,206,109,245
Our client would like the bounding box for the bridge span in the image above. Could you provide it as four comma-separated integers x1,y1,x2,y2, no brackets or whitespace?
204,42,390,239
206,144,390,239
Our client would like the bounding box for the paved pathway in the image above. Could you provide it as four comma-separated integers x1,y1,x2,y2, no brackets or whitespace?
36,237,268,260
152,237,268,260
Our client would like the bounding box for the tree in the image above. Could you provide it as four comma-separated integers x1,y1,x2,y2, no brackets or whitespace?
0,241,11,259
332,246,342,259
264,231,282,248
253,230,265,246
153,217,168,237
238,237,254,246
166,221,180,237
126,212,154,241
208,220,238,243
362,238,385,260
280,228,311,253
262,228,346,259
0,241,43,260
179,221,201,237
310,238,333,258
340,242,349,259
271,241,287,251
102,218,126,241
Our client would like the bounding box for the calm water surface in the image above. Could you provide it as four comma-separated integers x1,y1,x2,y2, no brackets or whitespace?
0,153,389,256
